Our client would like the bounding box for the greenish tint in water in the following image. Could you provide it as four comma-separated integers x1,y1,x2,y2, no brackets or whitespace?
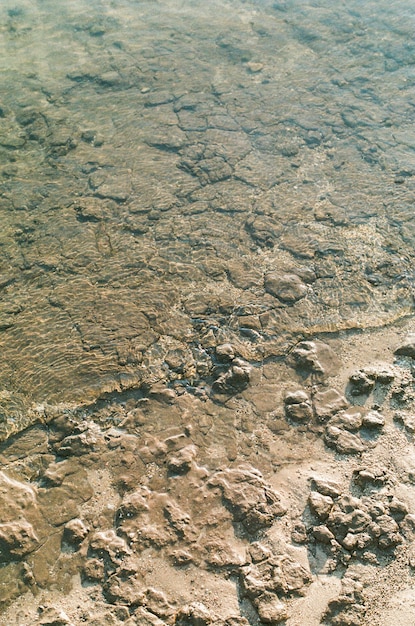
0,0,415,438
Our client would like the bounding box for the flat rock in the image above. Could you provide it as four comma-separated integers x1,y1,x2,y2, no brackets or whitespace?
314,389,348,422
264,272,307,303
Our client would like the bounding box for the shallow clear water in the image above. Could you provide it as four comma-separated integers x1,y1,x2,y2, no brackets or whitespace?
1,0,415,438
1,0,415,621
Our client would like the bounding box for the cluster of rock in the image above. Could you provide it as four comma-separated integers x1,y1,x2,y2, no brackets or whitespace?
305,476,410,568
283,353,400,455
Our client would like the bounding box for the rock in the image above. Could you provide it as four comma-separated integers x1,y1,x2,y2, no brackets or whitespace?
212,358,252,394
249,542,273,562
141,587,175,620
246,61,264,73
353,466,388,487
37,606,72,625
215,343,236,362
272,555,312,595
313,389,348,422
312,525,335,544
208,465,286,533
322,576,366,626
118,487,151,519
288,340,340,377
291,522,308,544
311,477,341,499
82,558,105,581
167,445,197,475
174,602,213,625
264,272,307,302
348,370,375,395
341,532,359,551
308,492,334,520
104,567,145,606
89,529,131,563
395,335,415,358
325,427,365,455
241,555,311,599
365,364,395,384
255,594,288,623
361,410,385,429
330,409,363,431
284,390,312,422
0,520,39,559
163,499,193,540
394,411,415,433
389,497,408,520
54,422,105,457
63,518,89,545
134,607,166,626
202,537,246,568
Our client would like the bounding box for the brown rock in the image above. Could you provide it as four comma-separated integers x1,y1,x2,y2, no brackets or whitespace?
313,525,335,544
63,518,89,545
208,465,286,533
288,340,340,377
284,390,312,422
313,389,348,422
255,594,288,623
175,602,213,625
89,529,131,563
325,426,365,454
309,491,334,520
37,606,72,625
395,335,415,358
361,410,385,429
0,520,39,559
264,272,307,302
311,477,342,499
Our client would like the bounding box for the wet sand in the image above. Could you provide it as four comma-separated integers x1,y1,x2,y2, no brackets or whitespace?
1,0,415,623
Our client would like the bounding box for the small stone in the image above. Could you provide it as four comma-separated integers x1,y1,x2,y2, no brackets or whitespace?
82,558,105,581
215,343,235,362
285,390,309,404
167,445,197,475
37,606,72,625
264,272,307,303
0,520,39,559
331,408,363,431
309,491,334,520
341,533,358,551
362,411,385,429
389,497,408,520
311,477,342,499
312,525,335,544
288,340,340,377
63,518,89,545
212,359,252,394
249,542,272,562
255,594,288,623
348,370,375,395
325,427,365,455
175,602,213,625
291,522,308,544
246,61,264,73
395,335,415,358
284,390,312,422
